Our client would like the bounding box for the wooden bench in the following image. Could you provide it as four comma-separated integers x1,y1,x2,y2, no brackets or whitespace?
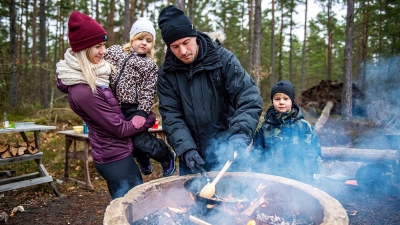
0,125,61,197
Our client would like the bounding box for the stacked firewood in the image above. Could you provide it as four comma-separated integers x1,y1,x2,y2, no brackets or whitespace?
0,142,38,159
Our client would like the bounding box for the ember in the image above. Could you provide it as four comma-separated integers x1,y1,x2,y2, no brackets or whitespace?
131,203,313,225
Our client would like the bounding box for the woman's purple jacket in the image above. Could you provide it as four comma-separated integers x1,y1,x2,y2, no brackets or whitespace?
57,79,155,164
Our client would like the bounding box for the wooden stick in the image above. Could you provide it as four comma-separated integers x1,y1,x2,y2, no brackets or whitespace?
210,151,238,186
189,215,212,225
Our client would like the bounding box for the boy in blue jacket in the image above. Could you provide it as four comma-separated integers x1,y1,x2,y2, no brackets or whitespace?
252,80,322,185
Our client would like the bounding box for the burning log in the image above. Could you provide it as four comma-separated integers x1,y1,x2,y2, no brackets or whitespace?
242,195,266,217
242,183,268,217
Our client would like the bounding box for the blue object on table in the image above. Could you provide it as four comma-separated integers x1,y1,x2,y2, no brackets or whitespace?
83,123,89,134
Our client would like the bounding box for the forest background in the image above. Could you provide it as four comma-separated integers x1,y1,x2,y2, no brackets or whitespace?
0,0,399,121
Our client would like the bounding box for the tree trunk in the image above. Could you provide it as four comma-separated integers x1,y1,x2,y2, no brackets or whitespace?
253,0,261,89
327,0,333,80
9,0,18,108
269,0,276,87
106,0,116,45
124,0,130,43
288,1,293,81
39,0,48,108
129,0,136,27
301,0,308,92
278,3,284,81
188,0,195,25
24,0,30,106
342,0,355,120
247,0,254,74
175,0,185,11
32,0,38,106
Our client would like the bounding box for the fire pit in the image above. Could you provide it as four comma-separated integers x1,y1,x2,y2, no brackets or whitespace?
104,172,348,225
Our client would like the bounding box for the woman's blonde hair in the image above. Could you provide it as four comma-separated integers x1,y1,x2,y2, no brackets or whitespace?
75,49,115,92
123,32,157,62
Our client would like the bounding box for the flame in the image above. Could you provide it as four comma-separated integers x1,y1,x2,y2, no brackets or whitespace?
226,193,234,200
189,192,195,200
237,201,244,209
247,220,256,225
256,183,267,192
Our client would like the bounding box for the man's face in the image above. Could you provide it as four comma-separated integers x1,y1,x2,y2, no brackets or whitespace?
169,36,199,64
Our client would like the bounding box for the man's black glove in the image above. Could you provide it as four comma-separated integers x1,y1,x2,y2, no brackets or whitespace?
228,134,249,159
182,149,205,173
228,134,249,153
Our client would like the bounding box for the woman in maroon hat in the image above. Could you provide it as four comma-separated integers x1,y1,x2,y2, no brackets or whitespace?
56,11,156,200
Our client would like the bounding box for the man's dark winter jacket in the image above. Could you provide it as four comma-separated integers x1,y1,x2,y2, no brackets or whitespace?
157,31,263,171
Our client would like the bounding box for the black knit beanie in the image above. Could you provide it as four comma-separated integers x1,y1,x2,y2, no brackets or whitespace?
158,5,197,46
271,80,296,103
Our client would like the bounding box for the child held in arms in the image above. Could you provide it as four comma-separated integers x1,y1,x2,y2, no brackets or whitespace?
103,17,176,177
251,80,322,185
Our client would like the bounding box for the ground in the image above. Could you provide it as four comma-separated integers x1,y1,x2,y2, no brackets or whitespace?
1,117,400,225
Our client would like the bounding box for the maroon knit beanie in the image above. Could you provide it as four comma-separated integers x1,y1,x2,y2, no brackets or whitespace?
68,11,108,52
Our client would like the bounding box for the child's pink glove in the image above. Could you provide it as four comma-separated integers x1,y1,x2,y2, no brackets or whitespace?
131,115,146,129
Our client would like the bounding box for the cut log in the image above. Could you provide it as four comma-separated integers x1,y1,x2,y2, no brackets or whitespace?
322,147,398,162
315,101,334,133
10,147,18,157
29,142,36,149
18,147,26,156
19,142,27,147
0,144,9,153
27,145,38,154
1,151,12,159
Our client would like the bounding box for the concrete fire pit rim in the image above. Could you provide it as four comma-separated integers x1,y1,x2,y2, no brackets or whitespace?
104,172,349,225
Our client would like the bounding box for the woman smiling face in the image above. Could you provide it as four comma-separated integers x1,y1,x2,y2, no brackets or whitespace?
87,41,107,64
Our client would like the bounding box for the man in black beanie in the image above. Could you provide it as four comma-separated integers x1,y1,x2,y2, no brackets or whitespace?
157,5,263,175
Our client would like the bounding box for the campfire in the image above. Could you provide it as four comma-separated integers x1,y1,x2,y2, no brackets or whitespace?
104,172,349,225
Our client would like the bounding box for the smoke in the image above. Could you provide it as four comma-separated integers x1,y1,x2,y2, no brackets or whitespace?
358,55,400,130
320,55,400,209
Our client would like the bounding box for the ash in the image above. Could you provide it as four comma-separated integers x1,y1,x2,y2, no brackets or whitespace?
131,205,314,225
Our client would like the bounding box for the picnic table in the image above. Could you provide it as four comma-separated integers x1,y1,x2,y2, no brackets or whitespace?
0,125,61,197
